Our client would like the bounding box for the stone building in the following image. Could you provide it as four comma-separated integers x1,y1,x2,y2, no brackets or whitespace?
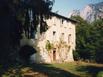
20,12,77,63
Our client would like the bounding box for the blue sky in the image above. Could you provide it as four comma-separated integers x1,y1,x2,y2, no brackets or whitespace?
52,0,103,17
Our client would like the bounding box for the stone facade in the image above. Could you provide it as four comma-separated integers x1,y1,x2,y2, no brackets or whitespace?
21,13,76,63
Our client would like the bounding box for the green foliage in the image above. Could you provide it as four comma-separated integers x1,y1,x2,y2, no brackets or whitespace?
72,16,95,60
45,40,53,51
0,0,54,64
92,19,103,63
97,71,103,77
71,16,103,63
73,50,80,61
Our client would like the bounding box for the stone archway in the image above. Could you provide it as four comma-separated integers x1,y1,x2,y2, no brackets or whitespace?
19,45,37,62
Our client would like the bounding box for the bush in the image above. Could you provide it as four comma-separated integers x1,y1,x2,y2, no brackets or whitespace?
97,71,103,77
96,49,103,63
73,50,80,61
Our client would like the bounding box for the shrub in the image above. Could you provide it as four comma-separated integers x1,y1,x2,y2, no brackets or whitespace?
97,71,103,77
73,50,80,61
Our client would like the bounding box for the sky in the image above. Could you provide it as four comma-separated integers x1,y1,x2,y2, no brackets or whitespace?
52,0,103,17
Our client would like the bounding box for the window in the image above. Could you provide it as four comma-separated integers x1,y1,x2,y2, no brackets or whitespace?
53,31,56,36
68,34,71,43
54,24,56,26
69,34,71,36
62,33,64,36
62,19,64,24
61,33,64,40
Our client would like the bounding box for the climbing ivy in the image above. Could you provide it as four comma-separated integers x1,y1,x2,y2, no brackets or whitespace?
45,40,53,51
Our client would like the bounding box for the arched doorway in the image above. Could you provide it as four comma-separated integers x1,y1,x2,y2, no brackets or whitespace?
19,45,37,62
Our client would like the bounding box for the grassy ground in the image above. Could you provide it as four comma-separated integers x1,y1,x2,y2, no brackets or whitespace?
0,61,103,77
52,62,103,77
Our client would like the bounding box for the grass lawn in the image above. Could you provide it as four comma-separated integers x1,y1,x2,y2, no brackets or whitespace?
1,61,103,77
52,62,103,77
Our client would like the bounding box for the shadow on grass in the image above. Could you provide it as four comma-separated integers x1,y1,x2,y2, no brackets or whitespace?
76,65,103,77
0,63,79,77
22,63,79,77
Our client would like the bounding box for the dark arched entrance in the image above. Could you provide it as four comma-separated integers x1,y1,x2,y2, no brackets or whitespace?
19,45,37,62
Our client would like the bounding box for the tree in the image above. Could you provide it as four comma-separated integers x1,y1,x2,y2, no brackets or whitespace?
92,19,103,63
0,0,54,65
71,15,103,63
71,16,96,61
